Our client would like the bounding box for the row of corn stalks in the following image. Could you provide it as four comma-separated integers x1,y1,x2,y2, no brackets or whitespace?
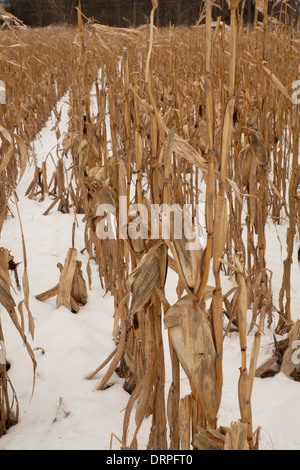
37,0,298,450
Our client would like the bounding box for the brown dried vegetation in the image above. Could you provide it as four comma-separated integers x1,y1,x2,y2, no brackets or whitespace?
0,0,299,450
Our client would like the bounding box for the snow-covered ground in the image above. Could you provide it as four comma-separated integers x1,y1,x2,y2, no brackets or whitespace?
0,90,299,451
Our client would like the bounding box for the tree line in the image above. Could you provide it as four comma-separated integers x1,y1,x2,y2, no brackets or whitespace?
6,0,300,28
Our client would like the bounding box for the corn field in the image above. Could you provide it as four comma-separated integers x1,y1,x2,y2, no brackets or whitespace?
0,0,299,451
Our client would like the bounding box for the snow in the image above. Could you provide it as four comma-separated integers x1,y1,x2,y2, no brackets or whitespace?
0,89,299,451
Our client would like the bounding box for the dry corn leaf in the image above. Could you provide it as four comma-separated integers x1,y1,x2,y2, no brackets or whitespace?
13,191,35,339
72,261,88,307
14,134,28,181
166,297,217,424
179,395,191,450
281,320,300,377
238,371,251,427
213,195,228,273
219,96,235,182
162,204,203,293
249,132,269,168
0,248,36,395
238,144,253,184
127,243,162,314
192,354,220,427
0,272,16,314
262,65,292,102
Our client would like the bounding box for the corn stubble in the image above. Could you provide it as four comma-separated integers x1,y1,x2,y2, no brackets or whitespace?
0,0,299,449
0,13,76,437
